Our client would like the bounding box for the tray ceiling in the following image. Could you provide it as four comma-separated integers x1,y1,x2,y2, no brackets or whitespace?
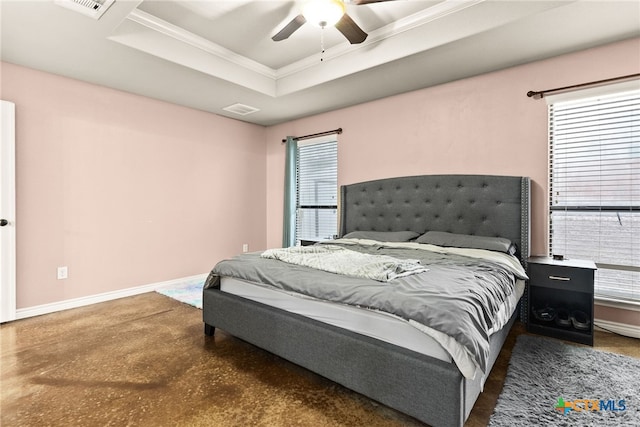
1,0,639,126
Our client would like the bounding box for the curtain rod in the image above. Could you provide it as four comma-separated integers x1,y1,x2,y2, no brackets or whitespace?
526,73,640,99
281,128,342,143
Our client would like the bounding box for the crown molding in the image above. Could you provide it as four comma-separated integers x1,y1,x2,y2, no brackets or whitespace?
127,9,277,79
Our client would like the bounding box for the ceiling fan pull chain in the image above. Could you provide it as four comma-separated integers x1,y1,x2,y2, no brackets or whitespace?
320,26,325,62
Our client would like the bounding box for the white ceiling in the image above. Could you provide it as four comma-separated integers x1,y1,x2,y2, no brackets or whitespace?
1,0,639,126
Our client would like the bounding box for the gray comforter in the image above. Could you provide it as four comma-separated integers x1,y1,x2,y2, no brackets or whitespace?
204,239,527,378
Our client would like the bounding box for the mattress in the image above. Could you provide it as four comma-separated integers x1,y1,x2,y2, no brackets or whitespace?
220,276,525,365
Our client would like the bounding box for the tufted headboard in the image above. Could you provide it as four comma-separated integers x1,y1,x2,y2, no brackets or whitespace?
338,174,530,263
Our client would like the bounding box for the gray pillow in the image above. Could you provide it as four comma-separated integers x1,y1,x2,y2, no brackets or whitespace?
416,231,516,254
342,230,420,242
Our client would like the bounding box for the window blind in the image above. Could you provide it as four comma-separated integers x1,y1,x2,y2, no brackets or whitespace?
549,88,640,302
295,139,338,244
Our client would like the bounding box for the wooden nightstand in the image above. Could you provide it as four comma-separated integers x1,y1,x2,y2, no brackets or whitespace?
527,256,597,346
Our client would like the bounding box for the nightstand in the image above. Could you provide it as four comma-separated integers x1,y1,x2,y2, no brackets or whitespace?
300,238,334,246
300,239,320,246
527,256,597,346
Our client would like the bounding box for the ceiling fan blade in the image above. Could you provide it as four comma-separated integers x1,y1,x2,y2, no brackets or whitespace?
335,13,368,44
350,0,396,4
272,14,307,41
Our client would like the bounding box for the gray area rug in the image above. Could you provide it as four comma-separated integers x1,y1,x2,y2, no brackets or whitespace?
489,334,639,426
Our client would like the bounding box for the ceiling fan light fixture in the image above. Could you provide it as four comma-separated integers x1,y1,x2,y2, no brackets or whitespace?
302,0,345,28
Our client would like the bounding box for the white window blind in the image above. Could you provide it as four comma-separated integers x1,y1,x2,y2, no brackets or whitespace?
295,138,338,244
549,87,640,303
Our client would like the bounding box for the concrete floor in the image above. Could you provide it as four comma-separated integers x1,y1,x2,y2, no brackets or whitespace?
1,293,638,426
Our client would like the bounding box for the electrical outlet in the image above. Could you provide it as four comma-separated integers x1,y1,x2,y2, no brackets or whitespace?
242,243,249,253
57,266,68,280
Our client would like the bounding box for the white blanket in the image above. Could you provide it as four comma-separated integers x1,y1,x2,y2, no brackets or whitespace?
261,244,428,282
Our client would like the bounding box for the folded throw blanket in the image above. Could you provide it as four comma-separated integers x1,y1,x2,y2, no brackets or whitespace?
261,244,428,282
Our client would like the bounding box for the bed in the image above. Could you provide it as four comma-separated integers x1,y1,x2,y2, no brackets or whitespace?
203,174,530,427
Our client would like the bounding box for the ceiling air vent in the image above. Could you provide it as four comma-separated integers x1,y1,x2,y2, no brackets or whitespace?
54,0,115,20
223,103,260,116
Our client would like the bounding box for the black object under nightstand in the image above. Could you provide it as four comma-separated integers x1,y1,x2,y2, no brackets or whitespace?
527,256,597,346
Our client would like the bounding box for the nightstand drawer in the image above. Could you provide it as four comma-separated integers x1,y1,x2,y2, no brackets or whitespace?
528,264,594,292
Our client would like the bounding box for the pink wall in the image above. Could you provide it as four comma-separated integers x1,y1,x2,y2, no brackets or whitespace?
1,62,266,309
266,38,640,257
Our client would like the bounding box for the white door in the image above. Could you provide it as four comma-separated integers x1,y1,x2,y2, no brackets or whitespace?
1,100,16,323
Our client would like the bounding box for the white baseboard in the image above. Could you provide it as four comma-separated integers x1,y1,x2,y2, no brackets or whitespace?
15,273,208,320
594,318,640,339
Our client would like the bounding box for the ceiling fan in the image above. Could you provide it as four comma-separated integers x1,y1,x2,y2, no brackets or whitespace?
272,0,395,45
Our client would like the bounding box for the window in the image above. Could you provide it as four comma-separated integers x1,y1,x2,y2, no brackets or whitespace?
549,85,639,303
295,137,338,244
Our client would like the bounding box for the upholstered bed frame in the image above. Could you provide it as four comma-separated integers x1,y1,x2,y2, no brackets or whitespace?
203,174,530,427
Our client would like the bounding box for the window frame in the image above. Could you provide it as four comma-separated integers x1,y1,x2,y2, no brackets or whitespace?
547,80,640,306
294,135,338,245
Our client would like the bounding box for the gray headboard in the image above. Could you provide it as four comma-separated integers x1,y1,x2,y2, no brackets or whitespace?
339,174,530,262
